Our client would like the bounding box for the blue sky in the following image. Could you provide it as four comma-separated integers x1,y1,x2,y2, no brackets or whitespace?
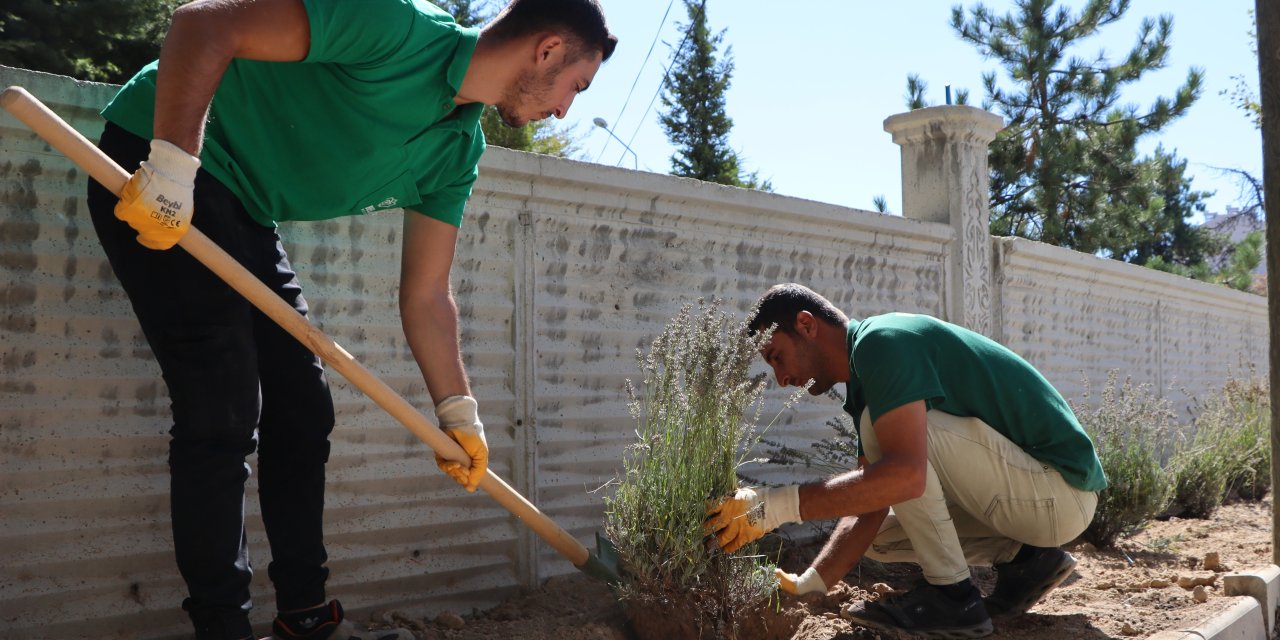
563,0,1261,221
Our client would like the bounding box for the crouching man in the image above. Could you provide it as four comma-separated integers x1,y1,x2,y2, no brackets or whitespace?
705,283,1107,639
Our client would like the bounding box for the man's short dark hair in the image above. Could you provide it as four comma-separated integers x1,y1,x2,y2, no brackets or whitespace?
747,283,848,336
485,0,618,62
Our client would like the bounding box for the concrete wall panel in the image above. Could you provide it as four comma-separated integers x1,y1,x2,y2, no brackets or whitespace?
0,66,1268,637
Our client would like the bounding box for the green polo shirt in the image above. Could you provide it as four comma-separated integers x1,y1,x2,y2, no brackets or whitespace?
101,0,486,228
842,313,1107,492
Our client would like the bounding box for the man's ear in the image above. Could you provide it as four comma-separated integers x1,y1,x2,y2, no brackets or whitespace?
535,34,565,65
795,310,818,338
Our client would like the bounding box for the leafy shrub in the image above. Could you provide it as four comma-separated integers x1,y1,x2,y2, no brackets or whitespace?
1167,425,1229,519
1198,375,1271,502
1167,373,1271,517
604,299,806,638
1075,372,1175,548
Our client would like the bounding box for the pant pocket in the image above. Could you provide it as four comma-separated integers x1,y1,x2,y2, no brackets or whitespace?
984,496,1060,548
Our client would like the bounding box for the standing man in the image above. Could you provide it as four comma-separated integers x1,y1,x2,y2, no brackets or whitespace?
84,1,616,638
705,283,1106,639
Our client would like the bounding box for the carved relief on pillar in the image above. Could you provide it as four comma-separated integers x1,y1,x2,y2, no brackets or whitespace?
956,142,993,337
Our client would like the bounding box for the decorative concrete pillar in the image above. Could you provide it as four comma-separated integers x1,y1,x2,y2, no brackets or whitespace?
884,106,1005,336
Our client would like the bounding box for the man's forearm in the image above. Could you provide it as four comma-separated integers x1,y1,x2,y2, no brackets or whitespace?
798,455,922,522
812,509,888,589
401,290,471,404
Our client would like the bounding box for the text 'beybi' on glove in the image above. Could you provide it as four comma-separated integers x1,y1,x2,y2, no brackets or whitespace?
114,139,200,250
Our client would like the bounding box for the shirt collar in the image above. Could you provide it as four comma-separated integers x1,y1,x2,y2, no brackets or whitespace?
447,26,480,97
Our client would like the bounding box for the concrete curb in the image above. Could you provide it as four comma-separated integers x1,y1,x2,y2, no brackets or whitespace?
1147,565,1280,640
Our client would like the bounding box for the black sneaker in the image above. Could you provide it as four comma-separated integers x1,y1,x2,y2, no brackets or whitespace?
984,547,1077,617
845,582,993,639
270,600,414,640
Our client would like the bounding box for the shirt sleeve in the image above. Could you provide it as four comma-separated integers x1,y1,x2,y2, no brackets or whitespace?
413,164,478,227
853,327,947,423
303,0,456,65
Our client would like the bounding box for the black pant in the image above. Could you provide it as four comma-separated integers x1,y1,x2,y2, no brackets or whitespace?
87,122,335,639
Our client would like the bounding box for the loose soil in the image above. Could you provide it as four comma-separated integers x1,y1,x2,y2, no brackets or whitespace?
367,497,1276,640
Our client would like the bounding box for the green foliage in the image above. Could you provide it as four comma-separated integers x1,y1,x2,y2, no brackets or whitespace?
659,1,770,190
1167,425,1229,519
953,0,1217,271
0,0,183,83
604,299,803,634
435,0,584,158
1218,231,1265,292
1146,231,1264,293
436,0,492,26
873,195,890,214
1074,372,1174,548
903,73,970,108
1224,75,1263,130
479,106,584,157
906,74,929,111
1169,373,1271,518
1199,374,1271,502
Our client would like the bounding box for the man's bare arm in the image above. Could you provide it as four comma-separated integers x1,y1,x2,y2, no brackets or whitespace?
155,0,311,154
399,211,471,403
798,400,930,521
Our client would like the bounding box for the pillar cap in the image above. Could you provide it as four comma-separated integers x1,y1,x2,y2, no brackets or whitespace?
884,105,1006,146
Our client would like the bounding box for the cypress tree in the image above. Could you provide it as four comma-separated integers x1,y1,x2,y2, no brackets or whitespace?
659,1,767,189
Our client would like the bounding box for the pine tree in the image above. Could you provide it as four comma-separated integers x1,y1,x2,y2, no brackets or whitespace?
659,1,768,189
953,0,1213,266
0,0,183,83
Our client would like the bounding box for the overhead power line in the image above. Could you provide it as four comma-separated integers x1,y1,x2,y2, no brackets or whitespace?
619,0,708,168
596,0,676,163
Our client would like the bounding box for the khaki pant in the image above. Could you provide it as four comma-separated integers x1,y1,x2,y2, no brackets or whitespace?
860,409,1098,585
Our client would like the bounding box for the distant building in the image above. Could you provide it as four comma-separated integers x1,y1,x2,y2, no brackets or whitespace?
1202,206,1266,277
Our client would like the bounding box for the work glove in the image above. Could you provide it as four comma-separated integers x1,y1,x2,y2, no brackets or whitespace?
114,139,200,250
776,566,828,595
434,395,488,492
704,485,801,554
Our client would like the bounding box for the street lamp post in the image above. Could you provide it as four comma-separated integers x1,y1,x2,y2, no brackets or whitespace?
592,117,639,170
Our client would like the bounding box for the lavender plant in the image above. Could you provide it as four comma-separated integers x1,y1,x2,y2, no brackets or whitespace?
1190,374,1271,502
1074,372,1175,548
604,299,807,637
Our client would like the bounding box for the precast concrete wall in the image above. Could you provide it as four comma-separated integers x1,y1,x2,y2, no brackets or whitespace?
0,66,1265,638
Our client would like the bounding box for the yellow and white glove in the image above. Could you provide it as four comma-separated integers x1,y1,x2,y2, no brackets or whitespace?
114,139,200,250
434,395,488,492
704,485,801,553
776,566,828,595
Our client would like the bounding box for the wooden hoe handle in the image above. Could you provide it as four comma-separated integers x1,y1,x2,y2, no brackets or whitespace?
0,85,592,568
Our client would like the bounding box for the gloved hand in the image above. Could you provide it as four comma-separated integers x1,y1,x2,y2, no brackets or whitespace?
434,395,488,492
114,139,200,250
704,485,801,553
776,566,828,595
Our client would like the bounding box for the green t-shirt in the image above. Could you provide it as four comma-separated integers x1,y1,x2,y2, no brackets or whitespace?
101,0,486,228
841,313,1107,492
